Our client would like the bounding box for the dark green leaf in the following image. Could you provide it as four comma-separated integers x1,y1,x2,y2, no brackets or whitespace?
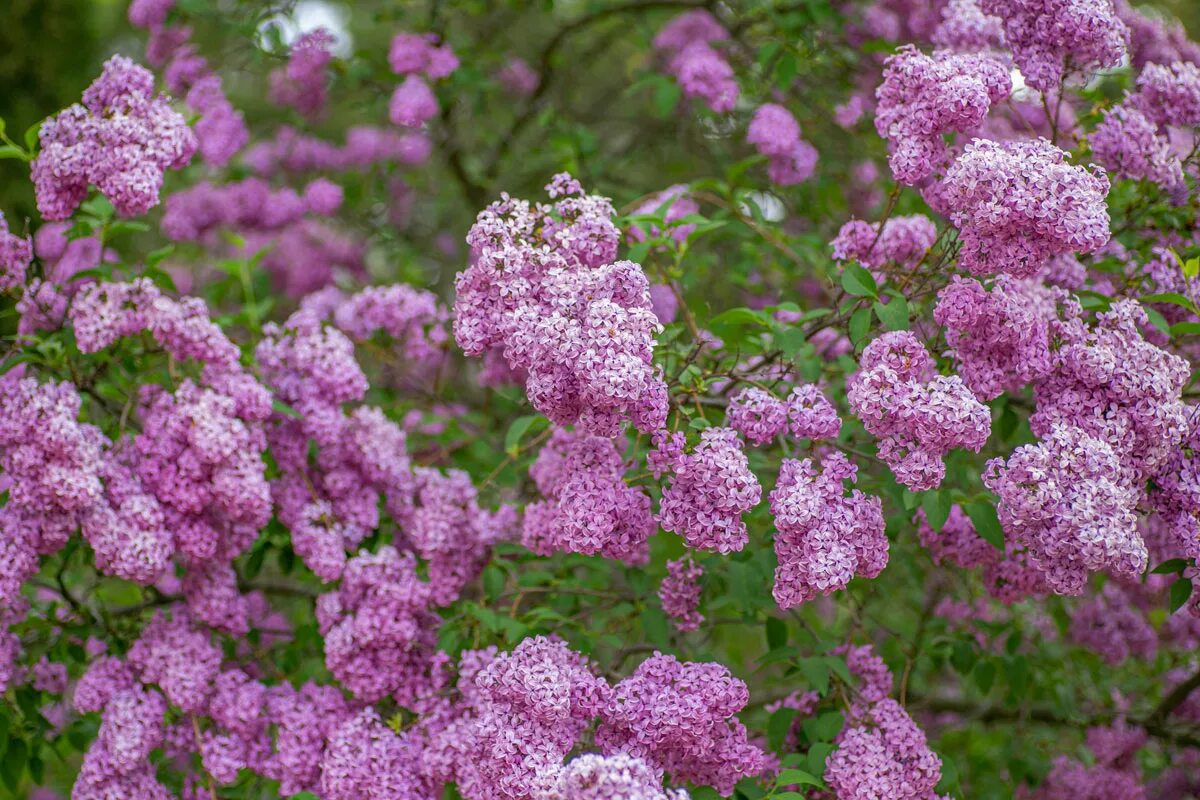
1152,558,1190,575
766,617,788,650
1170,578,1193,613
921,491,950,532
841,263,878,298
965,499,1005,549
873,296,908,331
776,768,823,788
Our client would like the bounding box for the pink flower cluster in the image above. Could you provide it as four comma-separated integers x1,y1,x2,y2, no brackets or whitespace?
0,212,32,290
769,453,888,608
32,55,196,220
1028,723,1147,799
244,124,432,176
129,1,248,167
455,174,667,436
316,546,442,703
985,424,1145,594
831,214,938,276
825,645,950,800
1069,582,1157,664
160,177,342,241
934,275,1057,400
932,0,1005,51
848,331,991,491
654,11,739,113
746,104,819,186
980,0,1129,90
726,385,842,446
522,429,654,564
654,427,762,553
938,138,1112,277
659,557,705,632
874,45,1011,184
270,28,336,120
388,31,458,128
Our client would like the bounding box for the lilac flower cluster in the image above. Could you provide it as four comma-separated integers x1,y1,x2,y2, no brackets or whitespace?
1117,0,1200,69
244,125,432,175
128,3,248,167
654,11,738,113
825,645,950,800
523,429,655,564
786,384,843,440
769,453,887,608
831,214,938,276
1090,103,1188,203
932,0,1005,51
726,387,789,446
746,104,819,186
874,46,1011,185
32,55,196,220
848,331,991,491
934,275,1057,400
160,177,341,240
659,557,705,632
984,424,1145,594
258,309,418,582
979,0,1129,91
316,546,441,703
939,138,1112,277
455,175,667,436
655,427,762,553
270,28,336,120
595,653,769,795
1069,582,1157,664
388,31,458,128
1030,723,1148,799
0,212,32,291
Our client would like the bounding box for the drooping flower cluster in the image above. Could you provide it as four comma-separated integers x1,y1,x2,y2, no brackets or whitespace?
934,275,1058,400
745,104,819,186
655,427,762,554
653,11,738,113
469,636,612,799
455,174,667,436
932,0,1005,51
874,45,1011,185
627,184,700,245
1031,299,1189,486
31,55,196,220
659,557,705,632
979,0,1129,91
257,309,416,582
595,653,769,795
786,384,843,441
984,424,1145,594
769,453,887,608
245,124,432,176
1090,103,1188,203
938,138,1112,277
848,331,991,491
0,211,32,291
1069,582,1157,664
554,753,692,800
522,429,655,564
388,31,458,128
1028,723,1148,799
825,645,950,800
316,546,441,703
726,387,789,446
270,28,336,120
160,177,341,241
831,214,938,276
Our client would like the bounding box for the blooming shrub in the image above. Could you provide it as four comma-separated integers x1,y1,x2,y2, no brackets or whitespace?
2,1,1200,799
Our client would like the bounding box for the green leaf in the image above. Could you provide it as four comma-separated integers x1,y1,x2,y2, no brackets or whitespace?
641,608,670,647
1141,292,1197,312
1169,578,1193,613
873,296,909,331
24,121,41,152
272,399,302,419
504,415,541,457
0,145,26,161
2,738,26,792
798,657,830,695
950,640,977,675
973,658,996,694
767,706,798,751
841,263,878,298
807,741,834,776
1170,321,1200,337
1184,256,1200,279
848,307,872,346
777,768,823,788
965,499,1005,549
921,491,951,532
1152,558,1190,575
766,617,788,650
626,240,651,264
653,77,681,117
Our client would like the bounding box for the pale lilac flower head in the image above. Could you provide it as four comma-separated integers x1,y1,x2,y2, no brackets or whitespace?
0,212,32,291
659,557,705,632
726,387,788,446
